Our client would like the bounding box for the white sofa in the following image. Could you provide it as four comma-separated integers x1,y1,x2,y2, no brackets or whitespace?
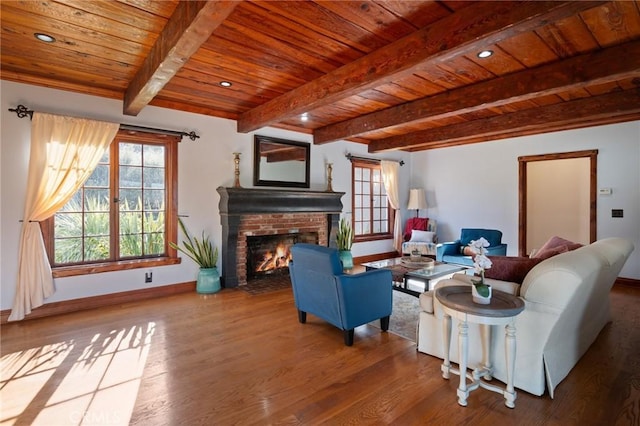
416,237,634,398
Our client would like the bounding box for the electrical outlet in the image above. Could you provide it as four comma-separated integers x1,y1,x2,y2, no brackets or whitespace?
145,271,153,283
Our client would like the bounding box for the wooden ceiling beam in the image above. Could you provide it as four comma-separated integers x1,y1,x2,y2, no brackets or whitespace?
123,1,239,116
367,88,640,152
236,1,606,133
401,113,640,151
0,70,123,100
315,40,640,144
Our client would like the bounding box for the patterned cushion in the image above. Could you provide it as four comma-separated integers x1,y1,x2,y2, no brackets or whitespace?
460,246,476,256
402,242,437,256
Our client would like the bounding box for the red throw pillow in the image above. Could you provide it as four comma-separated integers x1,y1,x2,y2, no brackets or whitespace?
484,256,543,284
403,217,429,241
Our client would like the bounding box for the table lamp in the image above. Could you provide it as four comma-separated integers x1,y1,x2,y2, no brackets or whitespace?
407,189,427,217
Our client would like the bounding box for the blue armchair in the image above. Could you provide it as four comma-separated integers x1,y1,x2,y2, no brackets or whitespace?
436,228,507,266
289,243,393,346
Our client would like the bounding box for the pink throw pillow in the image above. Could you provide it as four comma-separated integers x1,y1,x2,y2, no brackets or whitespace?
485,256,543,284
534,244,569,260
532,236,582,260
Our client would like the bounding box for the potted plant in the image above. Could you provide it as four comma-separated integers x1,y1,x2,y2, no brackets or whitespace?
170,218,221,294
336,217,354,269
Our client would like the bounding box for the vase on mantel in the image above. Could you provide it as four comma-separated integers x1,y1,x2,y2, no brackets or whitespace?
472,284,492,305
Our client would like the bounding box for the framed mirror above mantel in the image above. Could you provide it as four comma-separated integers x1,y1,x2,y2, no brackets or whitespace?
253,135,310,188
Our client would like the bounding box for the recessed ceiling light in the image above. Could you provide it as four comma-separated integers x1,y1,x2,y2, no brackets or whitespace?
34,33,56,43
300,112,309,122
219,81,232,87
477,50,493,59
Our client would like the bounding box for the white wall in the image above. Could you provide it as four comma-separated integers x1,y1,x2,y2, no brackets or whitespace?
410,122,640,279
3,80,637,314
1,80,409,311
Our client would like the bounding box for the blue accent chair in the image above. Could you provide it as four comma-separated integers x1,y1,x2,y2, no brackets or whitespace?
289,243,393,346
436,228,507,266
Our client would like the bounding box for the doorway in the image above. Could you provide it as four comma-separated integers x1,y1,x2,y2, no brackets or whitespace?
518,150,598,256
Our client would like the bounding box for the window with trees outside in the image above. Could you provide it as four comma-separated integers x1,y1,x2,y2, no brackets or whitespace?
42,130,180,277
351,159,393,242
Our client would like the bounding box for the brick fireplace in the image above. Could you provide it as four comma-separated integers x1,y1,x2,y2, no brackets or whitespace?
217,187,345,288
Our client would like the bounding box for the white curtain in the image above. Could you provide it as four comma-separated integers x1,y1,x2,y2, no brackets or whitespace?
381,160,403,254
9,112,119,321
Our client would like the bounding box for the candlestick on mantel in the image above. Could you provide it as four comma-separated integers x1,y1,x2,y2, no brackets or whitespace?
233,152,242,188
326,163,333,192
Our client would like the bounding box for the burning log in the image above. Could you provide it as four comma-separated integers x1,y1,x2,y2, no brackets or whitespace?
253,242,293,274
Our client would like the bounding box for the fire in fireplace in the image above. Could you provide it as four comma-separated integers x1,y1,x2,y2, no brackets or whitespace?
256,242,290,273
246,232,318,280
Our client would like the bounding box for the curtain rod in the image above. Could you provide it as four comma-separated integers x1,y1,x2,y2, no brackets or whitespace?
8,104,200,141
345,153,405,166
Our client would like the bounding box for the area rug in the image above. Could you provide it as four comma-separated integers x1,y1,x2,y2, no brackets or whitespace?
370,290,420,342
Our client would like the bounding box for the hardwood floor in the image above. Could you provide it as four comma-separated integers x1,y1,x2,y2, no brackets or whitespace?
1,285,638,425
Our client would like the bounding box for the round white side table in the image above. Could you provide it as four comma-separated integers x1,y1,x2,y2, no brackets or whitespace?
435,285,525,408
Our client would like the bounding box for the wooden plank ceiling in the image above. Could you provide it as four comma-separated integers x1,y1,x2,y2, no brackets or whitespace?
2,0,639,152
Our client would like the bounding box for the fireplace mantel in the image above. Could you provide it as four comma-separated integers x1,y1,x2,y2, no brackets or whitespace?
217,187,345,287
218,187,345,215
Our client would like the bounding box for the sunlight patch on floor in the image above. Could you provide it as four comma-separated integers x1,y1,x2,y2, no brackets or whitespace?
0,322,155,426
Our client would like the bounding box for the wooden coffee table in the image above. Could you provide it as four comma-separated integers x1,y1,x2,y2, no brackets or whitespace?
361,257,467,297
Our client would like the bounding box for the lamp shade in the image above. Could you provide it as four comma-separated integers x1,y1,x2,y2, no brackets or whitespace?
407,189,427,210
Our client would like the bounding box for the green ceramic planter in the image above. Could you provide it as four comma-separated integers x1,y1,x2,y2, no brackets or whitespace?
197,267,221,294
339,250,354,270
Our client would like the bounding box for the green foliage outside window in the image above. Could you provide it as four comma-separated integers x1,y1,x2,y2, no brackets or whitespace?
54,195,165,264
54,195,110,264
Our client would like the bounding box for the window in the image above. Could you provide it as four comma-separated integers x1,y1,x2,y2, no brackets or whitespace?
43,130,180,276
351,160,393,242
